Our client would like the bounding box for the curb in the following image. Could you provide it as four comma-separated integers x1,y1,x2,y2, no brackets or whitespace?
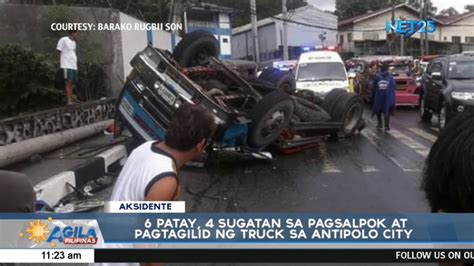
34,144,130,207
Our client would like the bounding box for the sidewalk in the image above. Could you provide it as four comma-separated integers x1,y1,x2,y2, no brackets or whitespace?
5,133,136,208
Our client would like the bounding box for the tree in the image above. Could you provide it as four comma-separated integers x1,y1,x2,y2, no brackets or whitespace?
406,0,437,14
439,7,459,16
465,5,474,12
335,0,405,20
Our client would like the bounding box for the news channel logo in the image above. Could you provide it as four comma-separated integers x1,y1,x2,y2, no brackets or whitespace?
386,19,436,37
18,217,97,247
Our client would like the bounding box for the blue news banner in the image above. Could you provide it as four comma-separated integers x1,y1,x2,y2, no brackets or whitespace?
96,213,474,243
1,213,474,262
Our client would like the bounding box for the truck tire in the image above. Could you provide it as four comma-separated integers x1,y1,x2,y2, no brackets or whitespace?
321,89,348,115
250,81,277,95
248,90,295,149
419,95,432,122
296,90,323,106
173,31,220,67
294,97,331,122
257,68,296,94
330,93,364,135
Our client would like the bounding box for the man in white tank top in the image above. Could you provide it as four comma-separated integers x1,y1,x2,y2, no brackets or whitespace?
111,102,216,202
99,103,216,266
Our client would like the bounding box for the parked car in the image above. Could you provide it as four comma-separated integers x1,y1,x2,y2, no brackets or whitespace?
419,54,474,130
115,31,365,153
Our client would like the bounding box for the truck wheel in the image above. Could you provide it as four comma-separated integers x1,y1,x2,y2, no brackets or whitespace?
419,96,432,122
321,89,348,115
296,90,324,106
294,97,330,122
251,81,277,95
248,90,295,149
173,31,220,67
331,94,364,135
257,68,296,94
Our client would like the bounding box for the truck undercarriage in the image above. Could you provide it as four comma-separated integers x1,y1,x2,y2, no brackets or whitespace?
116,31,365,156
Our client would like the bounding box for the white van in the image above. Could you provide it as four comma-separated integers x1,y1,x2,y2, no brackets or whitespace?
295,51,349,97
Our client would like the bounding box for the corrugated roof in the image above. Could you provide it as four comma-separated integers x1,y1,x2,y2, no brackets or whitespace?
189,2,239,14
436,12,474,24
338,3,442,28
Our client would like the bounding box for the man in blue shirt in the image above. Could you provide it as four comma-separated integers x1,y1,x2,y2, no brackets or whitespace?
372,63,396,131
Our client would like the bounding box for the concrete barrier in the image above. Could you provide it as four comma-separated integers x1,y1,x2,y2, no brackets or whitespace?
0,120,113,168
34,143,128,208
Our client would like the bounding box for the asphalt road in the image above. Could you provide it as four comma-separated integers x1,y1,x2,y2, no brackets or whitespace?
180,107,438,213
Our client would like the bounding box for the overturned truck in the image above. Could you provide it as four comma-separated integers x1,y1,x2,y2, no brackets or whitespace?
116,31,364,153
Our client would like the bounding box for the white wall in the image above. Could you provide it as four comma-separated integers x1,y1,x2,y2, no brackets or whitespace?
231,23,278,59
338,7,445,53
119,13,176,78
440,15,474,43
219,13,231,29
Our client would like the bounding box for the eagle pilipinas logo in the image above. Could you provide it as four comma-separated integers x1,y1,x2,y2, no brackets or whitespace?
18,217,97,247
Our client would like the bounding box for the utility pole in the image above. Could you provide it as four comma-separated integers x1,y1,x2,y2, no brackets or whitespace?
419,0,424,55
424,0,429,54
282,0,288,60
250,0,260,62
183,0,188,34
400,34,404,56
390,0,396,55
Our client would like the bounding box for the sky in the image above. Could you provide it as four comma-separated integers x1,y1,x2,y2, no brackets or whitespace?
430,0,473,13
307,0,336,11
306,0,474,13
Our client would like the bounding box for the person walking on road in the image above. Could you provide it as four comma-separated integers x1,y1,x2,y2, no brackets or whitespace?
372,63,396,131
109,102,216,202
56,30,79,105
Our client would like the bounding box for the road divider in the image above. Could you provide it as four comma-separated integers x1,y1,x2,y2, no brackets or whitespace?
34,143,129,208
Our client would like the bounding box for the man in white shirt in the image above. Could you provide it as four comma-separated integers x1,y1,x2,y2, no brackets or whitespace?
56,30,79,105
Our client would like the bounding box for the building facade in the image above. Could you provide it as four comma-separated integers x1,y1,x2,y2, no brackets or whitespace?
185,2,237,59
231,5,337,61
337,3,474,56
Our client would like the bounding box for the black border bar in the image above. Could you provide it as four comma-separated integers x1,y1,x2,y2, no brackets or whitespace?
95,249,474,263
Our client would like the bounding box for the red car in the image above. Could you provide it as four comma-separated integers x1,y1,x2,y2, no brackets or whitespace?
355,56,421,106
388,63,420,106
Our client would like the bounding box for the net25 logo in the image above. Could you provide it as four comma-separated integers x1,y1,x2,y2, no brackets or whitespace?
386,19,436,37
18,217,98,247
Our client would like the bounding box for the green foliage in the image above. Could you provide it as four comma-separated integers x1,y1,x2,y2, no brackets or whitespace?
439,7,459,16
43,0,172,23
335,0,404,19
335,0,440,19
77,61,107,102
0,44,63,118
466,5,474,12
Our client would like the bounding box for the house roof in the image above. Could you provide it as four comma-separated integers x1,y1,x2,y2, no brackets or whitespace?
188,2,239,14
436,12,474,25
338,3,442,28
232,5,336,35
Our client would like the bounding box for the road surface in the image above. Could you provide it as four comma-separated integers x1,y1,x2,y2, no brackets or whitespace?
180,107,437,213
